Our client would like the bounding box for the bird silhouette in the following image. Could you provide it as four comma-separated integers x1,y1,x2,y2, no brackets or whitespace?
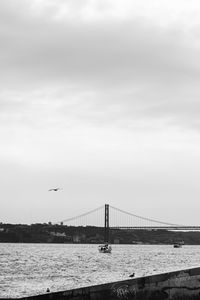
48,188,62,192
129,272,135,278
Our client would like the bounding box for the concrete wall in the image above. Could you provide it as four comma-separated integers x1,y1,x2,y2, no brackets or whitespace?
5,266,200,300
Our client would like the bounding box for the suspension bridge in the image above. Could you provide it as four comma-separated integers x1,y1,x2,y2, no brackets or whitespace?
57,204,200,232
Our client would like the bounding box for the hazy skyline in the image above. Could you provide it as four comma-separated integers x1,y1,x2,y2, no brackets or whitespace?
1,0,200,225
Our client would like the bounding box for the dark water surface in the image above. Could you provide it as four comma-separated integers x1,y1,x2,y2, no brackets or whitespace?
1,243,200,298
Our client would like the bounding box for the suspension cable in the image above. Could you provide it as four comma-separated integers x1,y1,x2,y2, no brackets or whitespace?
56,205,104,224
110,205,184,226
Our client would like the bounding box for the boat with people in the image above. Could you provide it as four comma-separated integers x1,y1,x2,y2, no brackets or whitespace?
98,244,112,253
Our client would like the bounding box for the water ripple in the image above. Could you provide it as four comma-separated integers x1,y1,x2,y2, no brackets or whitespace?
1,243,200,297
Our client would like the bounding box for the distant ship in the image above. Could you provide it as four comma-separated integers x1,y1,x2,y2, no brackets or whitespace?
173,240,184,248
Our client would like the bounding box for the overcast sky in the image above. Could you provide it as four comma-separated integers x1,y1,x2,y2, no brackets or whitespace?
1,0,200,225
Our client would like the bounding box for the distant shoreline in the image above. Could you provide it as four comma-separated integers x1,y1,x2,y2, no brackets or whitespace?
1,223,200,244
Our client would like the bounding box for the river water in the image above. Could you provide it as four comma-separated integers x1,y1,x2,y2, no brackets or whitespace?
1,243,200,298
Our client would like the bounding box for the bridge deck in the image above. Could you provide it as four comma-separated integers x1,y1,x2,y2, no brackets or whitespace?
111,226,200,230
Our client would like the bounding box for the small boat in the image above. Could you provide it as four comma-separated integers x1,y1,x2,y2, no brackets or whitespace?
173,240,184,248
98,244,112,253
173,243,182,248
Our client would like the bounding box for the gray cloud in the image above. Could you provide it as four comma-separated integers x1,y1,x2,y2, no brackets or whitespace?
0,1,199,86
0,1,200,134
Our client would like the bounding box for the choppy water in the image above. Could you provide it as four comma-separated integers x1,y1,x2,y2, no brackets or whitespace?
1,243,200,298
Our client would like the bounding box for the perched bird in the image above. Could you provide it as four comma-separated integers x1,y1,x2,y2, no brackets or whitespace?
48,188,62,192
129,272,135,278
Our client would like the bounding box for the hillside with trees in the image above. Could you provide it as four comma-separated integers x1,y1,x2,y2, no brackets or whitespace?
1,223,200,244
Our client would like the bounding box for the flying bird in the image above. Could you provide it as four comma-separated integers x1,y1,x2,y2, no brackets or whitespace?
48,188,62,192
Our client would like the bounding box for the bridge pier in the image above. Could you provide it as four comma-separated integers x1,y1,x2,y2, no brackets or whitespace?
104,204,109,243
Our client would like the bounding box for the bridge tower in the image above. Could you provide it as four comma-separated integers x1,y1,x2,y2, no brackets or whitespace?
104,204,109,243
